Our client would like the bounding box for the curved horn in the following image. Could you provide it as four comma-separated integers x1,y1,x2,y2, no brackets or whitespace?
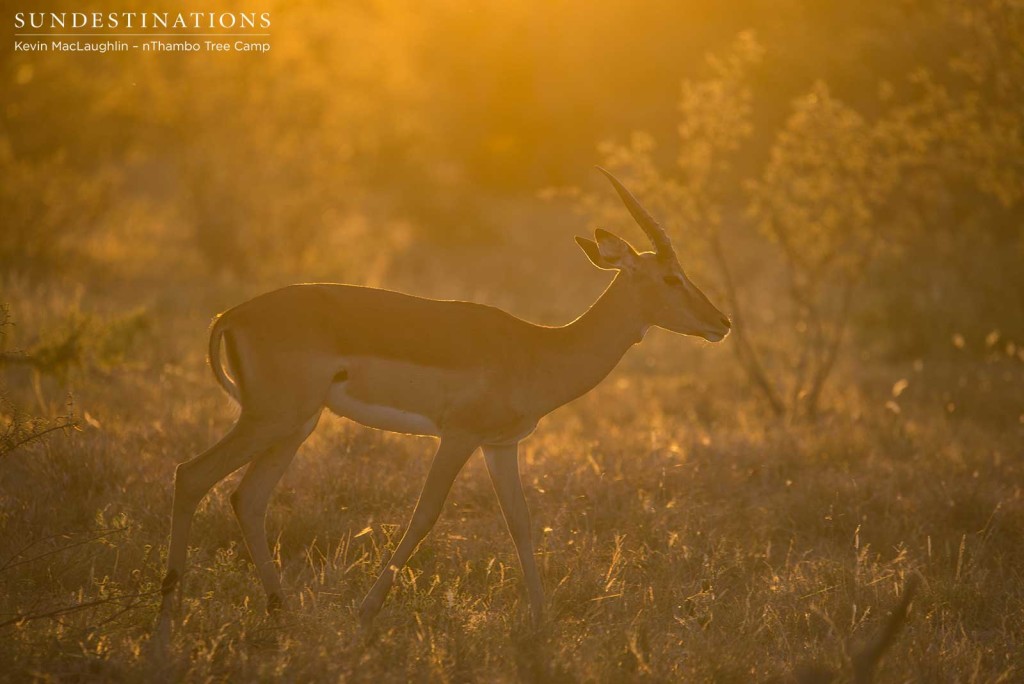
596,166,676,260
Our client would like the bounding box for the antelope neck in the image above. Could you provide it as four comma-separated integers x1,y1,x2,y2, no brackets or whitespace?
535,275,647,409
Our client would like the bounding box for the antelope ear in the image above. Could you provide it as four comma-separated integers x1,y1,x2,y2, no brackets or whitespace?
594,229,639,269
575,236,617,270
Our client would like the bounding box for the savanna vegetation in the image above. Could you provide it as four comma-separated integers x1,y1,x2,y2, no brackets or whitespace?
1,0,1022,680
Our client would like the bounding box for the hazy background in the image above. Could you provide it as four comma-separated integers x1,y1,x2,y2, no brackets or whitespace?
4,0,1022,363
1,0,1022,680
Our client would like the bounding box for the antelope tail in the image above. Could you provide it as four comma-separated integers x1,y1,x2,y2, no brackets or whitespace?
208,314,241,403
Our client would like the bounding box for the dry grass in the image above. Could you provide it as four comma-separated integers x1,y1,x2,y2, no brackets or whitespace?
1,257,1022,683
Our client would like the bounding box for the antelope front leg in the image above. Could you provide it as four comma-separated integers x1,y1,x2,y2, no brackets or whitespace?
358,432,479,628
483,442,544,626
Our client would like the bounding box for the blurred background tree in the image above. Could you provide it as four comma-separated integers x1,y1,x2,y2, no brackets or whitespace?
577,1,1022,418
1,0,1021,421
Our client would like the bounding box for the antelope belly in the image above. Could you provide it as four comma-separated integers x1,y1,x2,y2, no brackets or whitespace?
326,382,440,436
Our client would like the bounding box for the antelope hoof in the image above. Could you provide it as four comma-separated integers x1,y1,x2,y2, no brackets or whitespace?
266,593,284,614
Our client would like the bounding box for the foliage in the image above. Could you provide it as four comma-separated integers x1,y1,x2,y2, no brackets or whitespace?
582,7,1023,418
0,305,79,458
0,138,112,275
0,299,149,458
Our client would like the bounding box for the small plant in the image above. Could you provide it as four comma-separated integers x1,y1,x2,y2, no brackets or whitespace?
0,302,148,459
0,305,80,458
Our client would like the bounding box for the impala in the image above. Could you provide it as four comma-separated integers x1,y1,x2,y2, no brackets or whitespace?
155,168,731,640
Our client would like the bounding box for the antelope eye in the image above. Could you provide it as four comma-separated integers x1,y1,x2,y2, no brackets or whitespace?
662,275,684,287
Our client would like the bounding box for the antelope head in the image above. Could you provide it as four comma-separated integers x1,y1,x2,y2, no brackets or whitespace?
576,168,732,342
